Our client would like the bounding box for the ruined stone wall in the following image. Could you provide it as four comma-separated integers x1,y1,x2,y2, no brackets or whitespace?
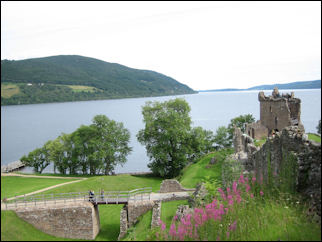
159,179,194,193
15,202,100,240
246,126,321,218
245,120,268,140
151,202,162,228
127,200,155,227
118,205,128,240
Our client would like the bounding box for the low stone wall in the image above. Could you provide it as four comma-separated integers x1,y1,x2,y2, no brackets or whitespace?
15,202,100,240
159,179,195,193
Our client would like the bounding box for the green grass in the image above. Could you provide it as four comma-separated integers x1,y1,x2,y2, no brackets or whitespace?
1,176,76,199
308,133,321,143
179,149,233,188
254,137,267,147
37,174,163,195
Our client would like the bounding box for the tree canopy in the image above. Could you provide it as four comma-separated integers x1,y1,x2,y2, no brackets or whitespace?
20,114,132,175
137,98,215,178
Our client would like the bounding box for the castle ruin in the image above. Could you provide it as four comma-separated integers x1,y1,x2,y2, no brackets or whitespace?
245,87,305,139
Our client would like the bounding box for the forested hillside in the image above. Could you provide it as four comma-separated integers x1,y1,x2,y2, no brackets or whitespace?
1,55,196,105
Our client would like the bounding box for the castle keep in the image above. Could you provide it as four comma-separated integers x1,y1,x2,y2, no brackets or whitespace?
246,87,305,139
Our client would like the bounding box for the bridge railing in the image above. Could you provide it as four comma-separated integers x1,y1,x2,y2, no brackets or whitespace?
1,187,152,209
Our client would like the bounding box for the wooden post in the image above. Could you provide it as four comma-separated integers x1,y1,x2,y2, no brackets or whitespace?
116,192,119,204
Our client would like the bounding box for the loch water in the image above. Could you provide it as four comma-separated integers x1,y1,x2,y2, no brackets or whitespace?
1,89,321,173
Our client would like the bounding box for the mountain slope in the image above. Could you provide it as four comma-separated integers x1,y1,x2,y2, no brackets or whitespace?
1,55,196,105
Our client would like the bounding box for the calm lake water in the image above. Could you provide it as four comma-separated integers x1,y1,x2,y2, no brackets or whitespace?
1,89,321,173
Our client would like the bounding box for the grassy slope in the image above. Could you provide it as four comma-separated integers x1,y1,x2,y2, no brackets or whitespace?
1,176,77,199
180,149,233,188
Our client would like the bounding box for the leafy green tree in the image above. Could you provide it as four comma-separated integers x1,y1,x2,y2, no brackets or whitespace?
227,114,255,140
71,125,97,175
91,115,132,175
47,138,67,174
188,127,215,161
317,120,321,134
137,98,192,178
213,126,232,149
58,133,79,175
20,145,51,174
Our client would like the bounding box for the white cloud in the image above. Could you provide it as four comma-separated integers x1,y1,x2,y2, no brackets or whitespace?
1,1,321,90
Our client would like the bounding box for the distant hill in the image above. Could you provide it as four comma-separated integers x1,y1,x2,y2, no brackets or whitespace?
199,80,321,92
1,55,196,105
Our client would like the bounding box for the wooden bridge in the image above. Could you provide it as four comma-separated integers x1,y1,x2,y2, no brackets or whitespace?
1,187,152,210
1,160,25,173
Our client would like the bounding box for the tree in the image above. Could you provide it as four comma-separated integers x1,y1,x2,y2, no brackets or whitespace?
20,144,51,174
227,114,255,140
47,138,67,174
213,126,232,149
188,126,215,161
71,125,97,175
91,115,132,175
137,98,192,178
317,120,321,134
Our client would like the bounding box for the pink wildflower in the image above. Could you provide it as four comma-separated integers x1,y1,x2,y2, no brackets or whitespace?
252,176,256,184
238,174,245,184
232,181,238,194
250,193,254,198
228,199,234,206
169,223,177,237
226,231,230,238
260,190,264,196
229,221,237,231
227,187,231,194
173,215,178,221
236,194,242,203
161,222,166,231
245,184,251,193
202,212,208,223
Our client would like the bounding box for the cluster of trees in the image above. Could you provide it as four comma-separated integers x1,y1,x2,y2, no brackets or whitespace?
21,98,255,178
21,115,132,175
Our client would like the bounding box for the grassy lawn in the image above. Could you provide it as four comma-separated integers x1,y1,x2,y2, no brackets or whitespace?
1,83,20,98
36,174,163,195
1,176,77,199
308,133,321,143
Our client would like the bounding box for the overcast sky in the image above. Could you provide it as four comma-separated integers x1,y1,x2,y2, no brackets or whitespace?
1,1,321,90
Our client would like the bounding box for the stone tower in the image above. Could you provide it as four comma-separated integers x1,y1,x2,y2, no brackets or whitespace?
246,88,305,139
